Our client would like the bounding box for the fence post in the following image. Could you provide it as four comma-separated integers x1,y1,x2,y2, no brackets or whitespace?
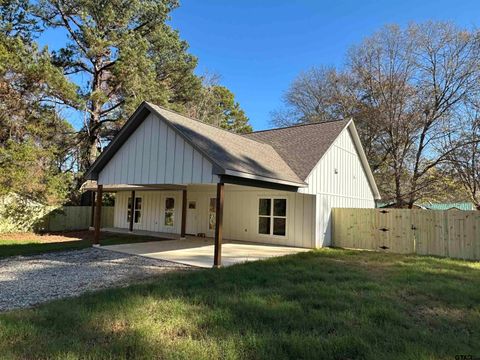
412,210,416,254
443,211,449,258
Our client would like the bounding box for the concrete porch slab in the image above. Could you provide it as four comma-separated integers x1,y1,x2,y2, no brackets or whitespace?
101,238,310,268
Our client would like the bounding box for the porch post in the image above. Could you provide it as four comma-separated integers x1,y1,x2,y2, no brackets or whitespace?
93,184,103,245
129,190,135,232
181,189,187,239
214,182,224,267
90,191,96,228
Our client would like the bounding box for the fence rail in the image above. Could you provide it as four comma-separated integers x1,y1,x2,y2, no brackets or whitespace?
332,208,480,260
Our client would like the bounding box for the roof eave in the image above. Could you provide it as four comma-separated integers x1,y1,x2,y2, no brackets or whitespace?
223,169,307,188
346,120,381,200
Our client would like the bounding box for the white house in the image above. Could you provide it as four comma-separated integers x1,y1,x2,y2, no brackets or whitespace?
85,101,380,266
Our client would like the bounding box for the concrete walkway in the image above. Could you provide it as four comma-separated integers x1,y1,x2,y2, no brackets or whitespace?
102,238,310,268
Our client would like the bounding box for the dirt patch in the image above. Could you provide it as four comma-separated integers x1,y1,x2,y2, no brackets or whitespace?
0,231,93,243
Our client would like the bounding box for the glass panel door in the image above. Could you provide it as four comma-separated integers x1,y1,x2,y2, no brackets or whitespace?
164,197,175,227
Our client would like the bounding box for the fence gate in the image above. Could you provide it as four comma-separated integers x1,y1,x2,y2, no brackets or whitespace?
332,208,480,260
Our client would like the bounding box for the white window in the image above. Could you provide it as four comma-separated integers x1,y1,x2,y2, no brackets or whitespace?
164,197,175,227
258,198,287,236
208,197,216,231
127,197,142,223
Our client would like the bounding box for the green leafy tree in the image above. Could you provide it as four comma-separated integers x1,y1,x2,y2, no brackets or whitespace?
0,19,78,203
0,140,73,203
0,0,39,40
186,74,252,133
0,0,253,204
32,0,202,172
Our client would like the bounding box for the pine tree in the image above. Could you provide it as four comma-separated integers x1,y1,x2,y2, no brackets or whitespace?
33,0,202,172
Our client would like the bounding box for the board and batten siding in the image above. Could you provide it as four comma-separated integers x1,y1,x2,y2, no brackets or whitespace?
299,126,376,247
114,190,184,234
98,113,219,185
113,185,316,248
188,185,316,248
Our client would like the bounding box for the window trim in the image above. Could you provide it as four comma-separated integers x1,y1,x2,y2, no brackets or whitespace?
127,196,143,225
257,196,288,238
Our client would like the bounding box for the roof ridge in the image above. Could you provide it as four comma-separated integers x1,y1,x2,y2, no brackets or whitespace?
245,118,348,135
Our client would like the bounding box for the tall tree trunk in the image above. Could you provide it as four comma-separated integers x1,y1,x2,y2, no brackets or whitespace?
394,174,404,208
87,107,100,167
80,65,102,173
408,120,430,208
407,178,418,209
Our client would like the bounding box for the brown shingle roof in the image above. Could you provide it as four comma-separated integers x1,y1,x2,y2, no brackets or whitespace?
148,103,305,185
243,120,348,180
87,101,348,188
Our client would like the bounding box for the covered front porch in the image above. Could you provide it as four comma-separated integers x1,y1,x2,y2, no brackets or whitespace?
100,236,310,268
85,180,316,268
87,182,228,267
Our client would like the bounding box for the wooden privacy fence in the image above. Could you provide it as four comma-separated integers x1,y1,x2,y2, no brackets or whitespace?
42,206,114,232
332,208,480,260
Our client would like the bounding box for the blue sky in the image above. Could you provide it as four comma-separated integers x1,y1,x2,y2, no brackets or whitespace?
169,0,479,130
39,0,479,131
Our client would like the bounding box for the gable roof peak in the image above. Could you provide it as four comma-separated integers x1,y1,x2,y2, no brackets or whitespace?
243,119,350,180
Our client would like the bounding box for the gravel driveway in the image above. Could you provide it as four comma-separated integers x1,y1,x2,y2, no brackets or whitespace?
0,248,190,312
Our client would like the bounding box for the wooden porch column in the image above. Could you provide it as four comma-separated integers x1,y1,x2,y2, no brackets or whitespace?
180,189,187,239
129,190,135,232
93,184,103,245
90,191,96,228
213,182,224,267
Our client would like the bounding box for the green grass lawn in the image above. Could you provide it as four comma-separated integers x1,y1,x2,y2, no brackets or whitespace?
0,249,479,359
0,232,161,258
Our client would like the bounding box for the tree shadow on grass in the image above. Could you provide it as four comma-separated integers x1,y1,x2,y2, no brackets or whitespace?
0,231,167,258
0,250,479,359
0,239,92,258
